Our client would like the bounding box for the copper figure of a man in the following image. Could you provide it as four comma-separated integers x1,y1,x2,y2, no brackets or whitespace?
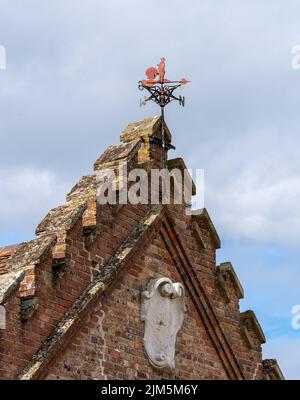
158,57,166,82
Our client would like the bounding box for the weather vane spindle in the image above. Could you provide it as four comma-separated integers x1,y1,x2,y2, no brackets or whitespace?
138,58,190,169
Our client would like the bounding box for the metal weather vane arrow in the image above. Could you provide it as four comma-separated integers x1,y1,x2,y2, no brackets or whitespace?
138,57,190,169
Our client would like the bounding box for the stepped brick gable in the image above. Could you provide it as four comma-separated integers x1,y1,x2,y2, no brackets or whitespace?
0,116,284,380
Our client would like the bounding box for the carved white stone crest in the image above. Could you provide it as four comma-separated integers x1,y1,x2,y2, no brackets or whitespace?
141,277,186,369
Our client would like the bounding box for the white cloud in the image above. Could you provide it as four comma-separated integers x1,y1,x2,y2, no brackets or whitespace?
263,336,300,380
0,166,68,238
206,167,300,247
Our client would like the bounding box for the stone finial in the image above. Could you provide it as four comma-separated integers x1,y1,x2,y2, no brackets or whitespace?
120,115,171,144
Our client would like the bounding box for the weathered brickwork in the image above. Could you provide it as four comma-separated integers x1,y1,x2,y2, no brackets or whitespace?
0,116,284,380
45,234,228,380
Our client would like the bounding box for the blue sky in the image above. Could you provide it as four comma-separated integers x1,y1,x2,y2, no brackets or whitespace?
0,0,300,379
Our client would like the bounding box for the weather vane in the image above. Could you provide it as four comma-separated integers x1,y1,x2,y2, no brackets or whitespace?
138,57,189,168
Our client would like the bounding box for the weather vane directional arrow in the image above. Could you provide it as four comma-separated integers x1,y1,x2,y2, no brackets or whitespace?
138,57,190,169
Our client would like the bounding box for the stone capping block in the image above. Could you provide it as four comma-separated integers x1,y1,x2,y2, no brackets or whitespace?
120,115,172,144
36,202,87,236
240,310,266,347
94,139,140,171
0,270,25,304
216,262,244,300
167,158,196,196
4,235,57,273
66,174,98,203
191,208,221,249
263,359,285,380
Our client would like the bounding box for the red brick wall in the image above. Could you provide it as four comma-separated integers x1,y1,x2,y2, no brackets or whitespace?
0,203,149,379
0,196,264,381
44,233,228,380
40,204,263,380
0,202,264,379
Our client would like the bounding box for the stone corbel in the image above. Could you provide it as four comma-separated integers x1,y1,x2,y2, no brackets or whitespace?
20,296,38,321
216,262,244,303
262,359,285,380
52,257,70,279
240,310,266,349
191,209,221,249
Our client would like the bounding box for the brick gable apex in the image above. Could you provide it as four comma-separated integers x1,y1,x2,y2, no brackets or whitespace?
0,116,283,380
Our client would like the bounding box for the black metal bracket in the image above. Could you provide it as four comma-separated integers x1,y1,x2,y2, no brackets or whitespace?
149,135,176,151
